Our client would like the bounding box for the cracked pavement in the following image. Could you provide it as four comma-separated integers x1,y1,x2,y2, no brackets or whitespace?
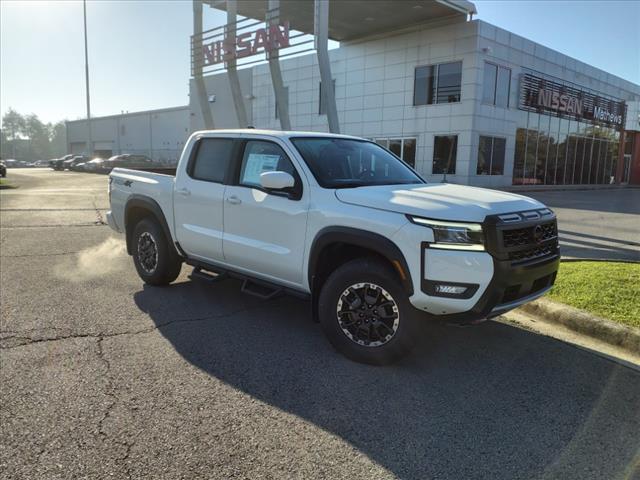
1,169,640,479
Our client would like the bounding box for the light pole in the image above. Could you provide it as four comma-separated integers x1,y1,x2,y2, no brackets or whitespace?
83,0,92,157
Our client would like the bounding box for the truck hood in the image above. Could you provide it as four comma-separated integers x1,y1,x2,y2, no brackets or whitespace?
334,183,544,222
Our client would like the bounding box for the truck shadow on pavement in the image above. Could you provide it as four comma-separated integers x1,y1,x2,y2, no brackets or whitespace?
557,229,640,261
134,278,640,480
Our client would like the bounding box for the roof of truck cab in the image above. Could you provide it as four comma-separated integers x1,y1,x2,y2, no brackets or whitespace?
191,129,366,140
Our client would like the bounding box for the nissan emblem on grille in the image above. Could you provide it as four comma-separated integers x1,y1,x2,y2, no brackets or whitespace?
533,225,544,244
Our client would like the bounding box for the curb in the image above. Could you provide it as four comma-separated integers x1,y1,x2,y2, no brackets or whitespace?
560,258,640,264
517,298,640,355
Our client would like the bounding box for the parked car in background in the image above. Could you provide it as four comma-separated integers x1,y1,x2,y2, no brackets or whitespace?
51,154,74,170
3,159,29,168
101,154,154,174
71,161,88,172
0,161,6,177
63,155,89,170
83,158,106,173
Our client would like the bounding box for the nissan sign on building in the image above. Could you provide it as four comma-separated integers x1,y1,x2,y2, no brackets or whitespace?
201,22,291,67
520,73,626,129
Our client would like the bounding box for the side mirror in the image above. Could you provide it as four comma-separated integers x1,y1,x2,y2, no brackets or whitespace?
260,171,295,190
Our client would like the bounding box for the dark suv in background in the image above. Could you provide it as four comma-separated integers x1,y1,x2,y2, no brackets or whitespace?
50,154,75,171
63,155,89,170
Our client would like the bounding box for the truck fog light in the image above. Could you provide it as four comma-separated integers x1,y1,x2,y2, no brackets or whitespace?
423,280,479,298
435,284,467,295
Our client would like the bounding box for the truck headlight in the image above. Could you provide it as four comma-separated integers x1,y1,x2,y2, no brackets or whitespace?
408,216,485,251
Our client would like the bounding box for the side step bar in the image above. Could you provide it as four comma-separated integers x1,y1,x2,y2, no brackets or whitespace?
186,259,310,301
189,267,226,283
240,279,283,300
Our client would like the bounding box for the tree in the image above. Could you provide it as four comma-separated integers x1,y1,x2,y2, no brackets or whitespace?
1,109,68,161
24,114,51,160
49,121,67,158
1,108,25,159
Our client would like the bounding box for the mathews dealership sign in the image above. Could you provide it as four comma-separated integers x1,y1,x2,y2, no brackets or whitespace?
519,73,626,129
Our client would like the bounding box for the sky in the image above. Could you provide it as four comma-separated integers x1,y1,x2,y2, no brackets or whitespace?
1,0,639,126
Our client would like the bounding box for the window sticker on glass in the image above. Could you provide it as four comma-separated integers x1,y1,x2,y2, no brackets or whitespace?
242,153,280,186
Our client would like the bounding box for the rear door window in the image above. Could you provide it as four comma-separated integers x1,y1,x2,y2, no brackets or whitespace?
190,138,235,183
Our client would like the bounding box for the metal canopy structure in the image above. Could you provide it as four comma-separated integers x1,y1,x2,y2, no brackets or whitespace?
204,0,476,42
193,0,476,133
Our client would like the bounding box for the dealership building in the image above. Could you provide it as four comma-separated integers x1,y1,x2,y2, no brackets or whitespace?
67,0,640,186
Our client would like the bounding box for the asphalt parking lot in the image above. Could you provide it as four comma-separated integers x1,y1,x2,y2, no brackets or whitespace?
1,169,639,479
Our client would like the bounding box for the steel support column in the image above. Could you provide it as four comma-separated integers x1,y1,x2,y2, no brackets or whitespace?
83,0,92,156
193,0,215,129
226,0,249,128
314,0,339,133
267,0,291,130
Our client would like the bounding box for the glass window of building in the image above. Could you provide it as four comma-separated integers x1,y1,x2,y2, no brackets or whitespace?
513,117,621,186
483,62,510,108
414,61,462,105
389,139,402,158
482,63,497,104
545,117,560,185
373,137,417,167
433,135,458,174
477,136,506,175
402,138,417,168
414,65,435,105
495,66,511,107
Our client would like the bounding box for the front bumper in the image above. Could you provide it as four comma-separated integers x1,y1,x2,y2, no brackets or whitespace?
404,209,560,323
461,253,559,321
408,249,559,322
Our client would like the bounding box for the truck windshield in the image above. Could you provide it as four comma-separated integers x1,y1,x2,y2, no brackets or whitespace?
290,137,425,188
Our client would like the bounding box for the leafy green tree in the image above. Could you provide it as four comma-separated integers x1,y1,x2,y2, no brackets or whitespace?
49,121,67,158
1,109,68,161
24,114,51,160
1,108,25,159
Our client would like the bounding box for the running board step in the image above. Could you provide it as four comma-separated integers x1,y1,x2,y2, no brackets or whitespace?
190,267,227,283
240,279,282,300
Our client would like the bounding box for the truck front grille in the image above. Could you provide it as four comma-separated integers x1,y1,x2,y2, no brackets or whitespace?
503,221,557,248
485,209,559,265
508,244,555,263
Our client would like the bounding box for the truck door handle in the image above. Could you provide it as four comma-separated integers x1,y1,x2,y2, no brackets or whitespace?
177,188,191,196
226,195,241,205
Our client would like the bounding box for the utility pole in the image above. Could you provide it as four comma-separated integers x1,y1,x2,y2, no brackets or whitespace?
83,0,92,157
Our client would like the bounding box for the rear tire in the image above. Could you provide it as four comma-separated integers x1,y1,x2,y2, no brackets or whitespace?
318,257,419,365
132,218,182,286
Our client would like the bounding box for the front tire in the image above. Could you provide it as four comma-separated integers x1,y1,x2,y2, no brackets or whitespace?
318,258,419,365
132,218,182,286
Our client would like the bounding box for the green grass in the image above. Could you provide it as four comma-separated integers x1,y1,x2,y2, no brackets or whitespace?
548,261,640,328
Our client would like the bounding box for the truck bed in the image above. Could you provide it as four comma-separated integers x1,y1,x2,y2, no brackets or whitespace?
123,166,177,176
108,167,177,236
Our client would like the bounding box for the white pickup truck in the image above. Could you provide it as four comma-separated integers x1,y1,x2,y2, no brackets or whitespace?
107,129,559,364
